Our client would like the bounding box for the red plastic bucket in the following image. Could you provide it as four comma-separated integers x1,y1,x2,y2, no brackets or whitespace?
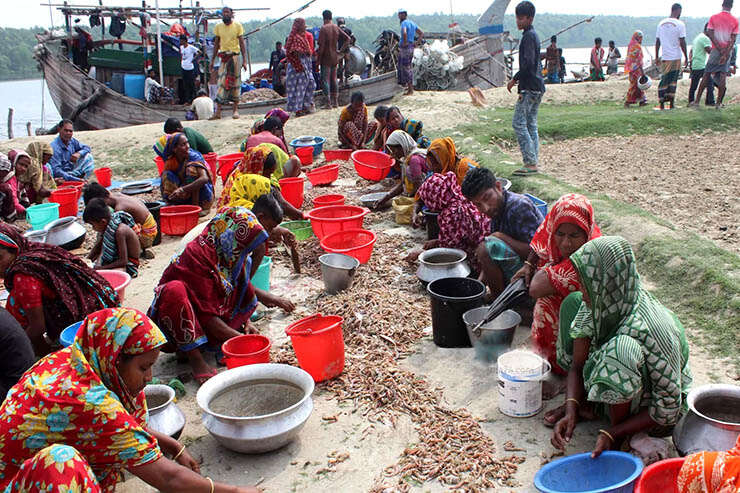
285,314,344,382
221,334,271,369
306,164,339,186
160,205,200,235
278,177,305,209
634,458,685,493
50,189,79,218
60,181,84,201
320,229,377,264
305,205,369,240
296,146,313,165
217,153,242,185
313,194,345,208
94,167,112,187
154,156,165,176
203,152,218,184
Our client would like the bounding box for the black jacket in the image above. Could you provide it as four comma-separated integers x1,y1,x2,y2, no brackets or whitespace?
513,26,545,93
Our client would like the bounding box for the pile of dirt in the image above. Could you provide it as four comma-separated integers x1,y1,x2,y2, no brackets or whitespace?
240,88,282,103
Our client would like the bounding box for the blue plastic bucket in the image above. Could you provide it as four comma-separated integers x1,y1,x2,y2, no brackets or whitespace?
251,256,272,292
534,451,644,493
27,203,59,230
525,193,548,218
59,321,83,347
123,74,146,100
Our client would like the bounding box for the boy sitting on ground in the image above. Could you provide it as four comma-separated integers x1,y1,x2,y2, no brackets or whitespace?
461,167,544,298
83,182,158,255
83,198,142,278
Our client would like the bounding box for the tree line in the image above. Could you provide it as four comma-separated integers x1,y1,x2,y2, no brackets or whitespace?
0,12,721,81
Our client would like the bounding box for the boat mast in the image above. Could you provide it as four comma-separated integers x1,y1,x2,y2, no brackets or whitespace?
155,0,164,87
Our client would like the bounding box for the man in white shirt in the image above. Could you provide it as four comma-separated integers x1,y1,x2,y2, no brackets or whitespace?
190,90,215,120
655,3,688,109
179,34,200,104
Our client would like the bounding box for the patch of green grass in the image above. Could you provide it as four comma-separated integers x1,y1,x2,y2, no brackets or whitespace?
462,103,740,144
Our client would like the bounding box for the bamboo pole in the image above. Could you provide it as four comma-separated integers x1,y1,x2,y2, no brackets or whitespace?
7,109,14,140
155,0,164,88
26,122,33,136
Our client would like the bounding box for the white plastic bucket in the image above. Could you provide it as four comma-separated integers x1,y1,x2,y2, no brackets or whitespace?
497,349,551,418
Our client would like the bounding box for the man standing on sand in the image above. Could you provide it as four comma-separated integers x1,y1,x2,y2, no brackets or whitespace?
398,8,423,96
507,1,545,177
655,3,687,110
688,23,716,106
318,10,350,109
269,41,285,89
337,17,355,82
606,40,621,75
209,6,247,119
693,0,738,108
543,35,559,83
179,34,199,104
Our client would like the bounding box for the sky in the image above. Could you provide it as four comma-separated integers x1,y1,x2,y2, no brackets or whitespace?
2,0,730,29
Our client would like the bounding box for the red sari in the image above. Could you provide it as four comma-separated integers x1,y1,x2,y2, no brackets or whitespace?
529,193,601,374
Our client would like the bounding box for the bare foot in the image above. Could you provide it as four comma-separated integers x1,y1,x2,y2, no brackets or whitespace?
543,377,567,401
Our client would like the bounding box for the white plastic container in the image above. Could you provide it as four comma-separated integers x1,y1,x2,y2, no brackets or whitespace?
497,349,551,418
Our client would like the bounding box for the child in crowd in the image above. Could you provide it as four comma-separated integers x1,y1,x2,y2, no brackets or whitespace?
588,37,606,81
461,167,544,298
370,105,389,150
558,48,566,83
83,198,142,278
83,182,158,252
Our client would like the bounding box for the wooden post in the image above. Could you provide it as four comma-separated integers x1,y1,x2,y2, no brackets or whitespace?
7,108,14,140
26,122,32,136
246,36,252,78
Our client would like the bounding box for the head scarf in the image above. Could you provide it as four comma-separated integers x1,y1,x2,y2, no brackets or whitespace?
154,132,209,178
427,137,457,173
0,223,120,338
22,142,55,192
265,108,290,124
250,108,290,142
0,308,165,490
0,153,13,183
625,31,644,74
285,18,310,71
218,147,276,209
239,145,272,175
7,150,29,167
385,130,420,157
530,193,602,267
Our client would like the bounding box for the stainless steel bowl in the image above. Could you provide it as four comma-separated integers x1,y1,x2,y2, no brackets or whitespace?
43,217,86,250
197,363,314,454
673,384,740,456
319,253,360,294
417,248,471,284
145,384,186,439
23,229,47,243
463,308,521,363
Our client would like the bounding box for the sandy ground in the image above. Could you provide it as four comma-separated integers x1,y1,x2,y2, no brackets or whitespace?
2,76,737,492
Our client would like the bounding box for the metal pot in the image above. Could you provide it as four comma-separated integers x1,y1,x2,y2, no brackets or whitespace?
347,46,369,75
43,217,86,250
319,253,359,294
23,229,47,243
673,384,740,456
197,363,314,454
417,248,471,285
145,384,186,439
463,308,521,363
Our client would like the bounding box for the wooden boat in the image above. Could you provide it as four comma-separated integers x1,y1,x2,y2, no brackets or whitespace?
34,34,401,131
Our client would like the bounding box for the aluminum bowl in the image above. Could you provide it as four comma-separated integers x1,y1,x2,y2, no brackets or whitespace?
673,384,740,456
23,229,47,243
463,308,521,363
417,248,471,285
43,217,86,250
197,363,314,454
145,384,186,439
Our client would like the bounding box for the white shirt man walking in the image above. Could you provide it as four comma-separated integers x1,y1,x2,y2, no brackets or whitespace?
655,2,687,109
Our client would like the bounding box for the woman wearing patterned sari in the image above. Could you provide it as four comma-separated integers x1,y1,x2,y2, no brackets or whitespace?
285,18,316,116
425,137,480,185
0,307,259,493
624,31,648,107
677,434,740,493
550,236,692,458
338,92,377,150
18,142,56,205
154,133,214,213
374,130,429,211
149,204,295,383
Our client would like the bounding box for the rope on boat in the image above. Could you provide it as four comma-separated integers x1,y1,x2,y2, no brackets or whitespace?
244,0,318,37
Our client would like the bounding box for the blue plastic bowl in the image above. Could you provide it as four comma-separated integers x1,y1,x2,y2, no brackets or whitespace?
525,193,548,218
59,321,83,347
534,451,644,493
289,136,326,157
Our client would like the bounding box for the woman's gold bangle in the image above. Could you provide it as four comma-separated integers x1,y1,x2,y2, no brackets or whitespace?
565,398,580,407
598,429,615,443
172,445,186,461
524,260,535,268
207,476,214,493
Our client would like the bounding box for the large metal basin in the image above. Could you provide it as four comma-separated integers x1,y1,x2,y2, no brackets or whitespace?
43,217,86,250
673,384,740,456
319,253,359,294
417,247,471,285
145,384,186,439
197,363,314,454
463,308,521,363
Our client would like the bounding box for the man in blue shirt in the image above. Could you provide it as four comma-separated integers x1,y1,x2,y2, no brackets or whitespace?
507,1,545,177
462,167,544,298
49,119,95,181
397,8,423,96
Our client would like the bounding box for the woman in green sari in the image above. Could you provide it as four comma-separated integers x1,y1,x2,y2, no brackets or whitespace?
550,236,692,458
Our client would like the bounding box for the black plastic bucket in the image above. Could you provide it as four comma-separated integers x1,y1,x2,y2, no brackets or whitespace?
427,277,486,348
145,201,164,246
424,210,440,240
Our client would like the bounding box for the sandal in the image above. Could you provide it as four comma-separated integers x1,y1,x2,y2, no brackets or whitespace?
192,368,218,385
512,167,539,176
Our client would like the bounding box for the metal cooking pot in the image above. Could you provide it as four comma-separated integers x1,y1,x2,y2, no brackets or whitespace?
23,229,47,243
673,384,740,456
145,384,186,439
347,46,369,75
319,253,359,294
197,363,314,454
43,217,86,250
417,248,471,285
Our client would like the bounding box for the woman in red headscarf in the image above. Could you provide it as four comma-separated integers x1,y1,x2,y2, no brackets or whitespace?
284,18,316,116
512,193,601,379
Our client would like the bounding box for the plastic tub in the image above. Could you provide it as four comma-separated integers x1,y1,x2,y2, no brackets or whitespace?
305,205,370,240
498,349,551,417
289,136,326,156
94,167,112,187
634,458,685,493
281,220,314,241
97,269,132,302
160,205,201,236
59,321,82,347
154,156,165,175
217,153,242,185
221,334,271,369
320,229,377,264
534,451,644,493
123,73,146,99
351,150,395,181
313,194,345,208
323,149,353,162
27,203,59,230
296,146,313,165
50,189,79,218
427,277,486,348
60,181,84,201
202,152,218,184
278,177,305,209
251,256,271,292
525,193,548,218
285,313,345,382
306,164,339,186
